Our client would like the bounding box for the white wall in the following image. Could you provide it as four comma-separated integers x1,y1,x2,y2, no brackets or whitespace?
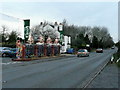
61,35,71,53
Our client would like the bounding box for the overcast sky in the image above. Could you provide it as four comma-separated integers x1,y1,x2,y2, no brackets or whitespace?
0,1,118,42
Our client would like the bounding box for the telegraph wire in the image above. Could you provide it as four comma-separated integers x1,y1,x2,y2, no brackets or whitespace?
0,12,23,21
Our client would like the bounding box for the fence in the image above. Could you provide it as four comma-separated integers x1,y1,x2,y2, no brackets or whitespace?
19,44,60,59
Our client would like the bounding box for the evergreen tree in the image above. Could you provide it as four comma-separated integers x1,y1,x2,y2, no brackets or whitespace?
92,36,98,48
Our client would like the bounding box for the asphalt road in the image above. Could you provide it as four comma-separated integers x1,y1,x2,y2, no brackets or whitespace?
2,49,117,88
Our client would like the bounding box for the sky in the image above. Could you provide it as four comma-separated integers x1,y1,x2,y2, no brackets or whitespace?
0,1,118,42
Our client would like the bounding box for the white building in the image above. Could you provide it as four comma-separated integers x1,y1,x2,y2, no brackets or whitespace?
31,22,71,53
61,36,71,53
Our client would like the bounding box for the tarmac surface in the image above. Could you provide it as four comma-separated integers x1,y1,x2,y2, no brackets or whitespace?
88,63,119,88
2,49,117,88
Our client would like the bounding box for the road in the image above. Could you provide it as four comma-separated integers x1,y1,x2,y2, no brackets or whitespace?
2,49,117,88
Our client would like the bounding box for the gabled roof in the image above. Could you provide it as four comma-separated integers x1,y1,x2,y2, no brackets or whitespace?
49,24,54,28
42,24,54,28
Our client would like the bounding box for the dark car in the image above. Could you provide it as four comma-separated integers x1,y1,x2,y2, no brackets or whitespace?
111,47,115,49
0,47,12,57
0,48,18,58
66,48,75,54
96,48,103,53
9,48,18,58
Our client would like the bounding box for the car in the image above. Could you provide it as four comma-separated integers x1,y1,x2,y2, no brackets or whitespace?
0,47,12,57
66,48,75,54
77,49,89,57
9,48,18,58
0,47,18,57
111,47,115,49
96,48,103,53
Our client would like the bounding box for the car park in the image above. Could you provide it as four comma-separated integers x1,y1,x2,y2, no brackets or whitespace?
96,48,103,53
77,49,89,57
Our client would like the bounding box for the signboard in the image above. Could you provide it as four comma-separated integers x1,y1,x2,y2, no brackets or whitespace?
24,19,30,42
60,34,64,45
58,23,63,45
59,24,63,31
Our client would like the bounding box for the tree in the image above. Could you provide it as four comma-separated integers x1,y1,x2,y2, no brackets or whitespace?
116,41,120,52
7,31,18,44
84,34,90,44
92,36,98,48
72,34,86,49
31,22,59,43
0,25,9,43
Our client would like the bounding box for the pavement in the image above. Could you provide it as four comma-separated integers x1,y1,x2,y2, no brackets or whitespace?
87,63,119,88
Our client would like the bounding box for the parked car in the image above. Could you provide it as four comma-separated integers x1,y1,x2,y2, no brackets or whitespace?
77,49,89,57
0,47,12,57
66,48,75,54
96,48,103,53
9,48,18,58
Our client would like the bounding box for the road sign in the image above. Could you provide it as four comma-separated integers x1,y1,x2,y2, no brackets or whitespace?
58,23,64,45
24,19,30,42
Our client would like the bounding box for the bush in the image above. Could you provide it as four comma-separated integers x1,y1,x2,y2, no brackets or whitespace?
113,52,120,67
113,52,120,61
116,61,120,67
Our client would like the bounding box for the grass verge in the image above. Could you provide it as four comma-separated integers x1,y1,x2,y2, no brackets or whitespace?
113,52,120,67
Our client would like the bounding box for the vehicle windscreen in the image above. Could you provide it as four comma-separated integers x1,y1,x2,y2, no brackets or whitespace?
3,48,11,50
78,49,85,52
11,48,17,51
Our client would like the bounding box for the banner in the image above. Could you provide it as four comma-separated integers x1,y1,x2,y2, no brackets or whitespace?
59,24,63,31
24,19,30,42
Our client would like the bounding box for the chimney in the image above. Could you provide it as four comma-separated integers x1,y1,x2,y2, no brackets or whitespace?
54,22,58,31
59,23,63,31
54,22,58,25
40,22,43,25
59,23,62,25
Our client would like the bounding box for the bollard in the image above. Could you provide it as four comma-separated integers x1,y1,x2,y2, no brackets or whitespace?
22,45,26,59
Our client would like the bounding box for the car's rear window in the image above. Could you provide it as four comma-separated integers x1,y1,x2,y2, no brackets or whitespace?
78,49,85,52
3,48,11,50
11,48,17,51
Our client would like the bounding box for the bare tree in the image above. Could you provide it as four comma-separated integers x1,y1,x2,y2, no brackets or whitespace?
31,22,59,42
0,25,9,43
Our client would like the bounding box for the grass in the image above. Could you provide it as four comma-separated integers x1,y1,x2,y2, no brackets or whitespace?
113,52,120,67
116,61,120,67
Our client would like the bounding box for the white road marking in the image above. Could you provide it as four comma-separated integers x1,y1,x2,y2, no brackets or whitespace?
1,62,22,65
